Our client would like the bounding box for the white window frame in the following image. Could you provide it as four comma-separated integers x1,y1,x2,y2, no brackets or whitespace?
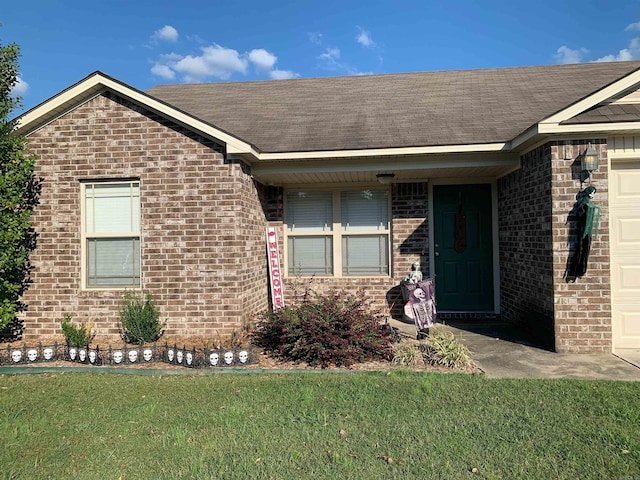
284,187,391,278
81,180,141,289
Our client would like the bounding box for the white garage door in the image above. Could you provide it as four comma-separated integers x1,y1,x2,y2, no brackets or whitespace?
610,160,640,350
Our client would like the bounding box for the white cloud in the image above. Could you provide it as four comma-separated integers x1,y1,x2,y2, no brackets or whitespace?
151,43,298,82
151,25,179,43
595,38,640,62
151,63,175,80
356,27,374,47
171,45,248,81
625,21,640,32
308,32,323,45
319,47,341,69
269,69,299,80
554,45,589,64
249,49,277,70
555,21,640,64
10,76,29,97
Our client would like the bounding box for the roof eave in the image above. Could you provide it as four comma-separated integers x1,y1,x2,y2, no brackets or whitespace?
15,71,255,155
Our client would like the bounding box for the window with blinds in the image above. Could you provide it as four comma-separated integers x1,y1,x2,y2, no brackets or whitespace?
83,182,141,287
285,189,390,277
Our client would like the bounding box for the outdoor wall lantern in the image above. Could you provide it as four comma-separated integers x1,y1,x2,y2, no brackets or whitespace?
376,173,395,184
581,143,599,182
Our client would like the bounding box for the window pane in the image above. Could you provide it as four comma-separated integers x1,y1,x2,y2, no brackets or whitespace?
287,236,333,276
341,190,388,231
87,238,140,287
342,235,389,275
285,192,333,232
85,183,140,234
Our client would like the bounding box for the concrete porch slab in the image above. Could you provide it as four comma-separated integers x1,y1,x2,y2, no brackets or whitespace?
388,318,640,381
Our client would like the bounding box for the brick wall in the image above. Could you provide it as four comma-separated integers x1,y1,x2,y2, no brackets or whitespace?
550,140,611,353
23,92,268,340
274,182,429,318
498,140,612,353
498,145,555,348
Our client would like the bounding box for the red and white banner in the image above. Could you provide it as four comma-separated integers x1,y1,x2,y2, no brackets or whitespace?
266,227,285,310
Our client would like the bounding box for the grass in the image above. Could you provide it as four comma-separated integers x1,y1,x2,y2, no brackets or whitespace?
0,372,639,479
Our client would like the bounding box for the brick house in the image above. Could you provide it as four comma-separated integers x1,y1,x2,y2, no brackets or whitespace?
15,61,640,353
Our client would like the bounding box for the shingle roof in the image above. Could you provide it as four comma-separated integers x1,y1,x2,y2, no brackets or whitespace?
146,61,640,153
562,103,640,124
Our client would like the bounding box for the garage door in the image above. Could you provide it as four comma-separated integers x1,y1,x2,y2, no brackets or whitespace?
610,160,640,350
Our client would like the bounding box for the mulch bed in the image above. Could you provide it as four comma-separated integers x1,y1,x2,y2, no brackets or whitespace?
0,335,481,374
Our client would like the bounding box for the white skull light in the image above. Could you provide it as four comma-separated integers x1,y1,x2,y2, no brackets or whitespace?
209,353,219,366
167,349,175,362
11,350,22,363
27,349,38,362
69,348,77,360
186,352,193,366
143,349,153,362
224,351,234,365
176,350,184,364
89,350,97,364
128,350,138,363
79,349,87,362
43,347,53,360
113,351,123,364
239,350,249,364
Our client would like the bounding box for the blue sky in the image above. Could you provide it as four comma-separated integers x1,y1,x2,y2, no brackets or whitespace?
3,0,640,113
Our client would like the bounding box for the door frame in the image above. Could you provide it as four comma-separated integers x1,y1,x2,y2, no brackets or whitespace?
428,178,500,314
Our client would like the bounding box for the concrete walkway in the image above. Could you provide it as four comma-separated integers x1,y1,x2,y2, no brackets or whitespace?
389,318,640,381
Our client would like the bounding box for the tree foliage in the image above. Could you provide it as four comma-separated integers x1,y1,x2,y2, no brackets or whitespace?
0,38,41,335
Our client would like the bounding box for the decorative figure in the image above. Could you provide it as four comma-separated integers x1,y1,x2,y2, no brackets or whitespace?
128,350,138,363
167,349,175,362
569,186,600,278
176,350,184,364
209,352,219,366
27,349,38,362
89,350,97,364
239,350,249,364
69,348,77,361
402,278,437,337
224,351,234,365
113,351,123,364
143,349,153,362
79,349,87,362
43,348,53,361
11,350,22,363
186,352,193,366
402,262,423,285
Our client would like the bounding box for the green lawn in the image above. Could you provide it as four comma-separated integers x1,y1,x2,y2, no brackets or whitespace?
1,371,639,479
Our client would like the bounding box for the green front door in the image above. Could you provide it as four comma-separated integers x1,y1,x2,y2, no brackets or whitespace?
433,184,494,311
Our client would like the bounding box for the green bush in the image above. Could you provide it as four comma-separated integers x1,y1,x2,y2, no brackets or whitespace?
421,327,472,369
119,291,165,345
60,315,94,347
253,288,393,368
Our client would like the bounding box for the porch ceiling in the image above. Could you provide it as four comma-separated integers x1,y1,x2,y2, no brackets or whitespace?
247,152,520,186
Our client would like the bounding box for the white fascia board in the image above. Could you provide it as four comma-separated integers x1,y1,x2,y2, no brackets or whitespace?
541,69,640,125
538,121,640,134
17,72,254,155
255,143,508,161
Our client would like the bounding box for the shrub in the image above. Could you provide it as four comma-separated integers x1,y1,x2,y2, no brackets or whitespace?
119,291,165,345
421,327,472,369
391,342,424,367
60,315,94,347
253,289,393,368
